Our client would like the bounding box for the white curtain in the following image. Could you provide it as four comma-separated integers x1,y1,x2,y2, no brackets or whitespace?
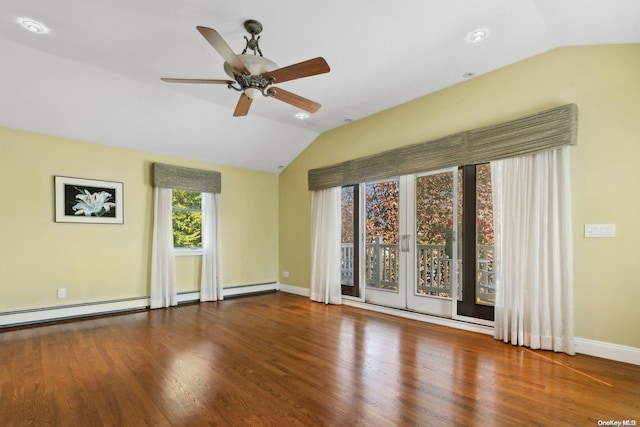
200,192,223,302
310,187,342,305
492,146,574,354
150,187,177,309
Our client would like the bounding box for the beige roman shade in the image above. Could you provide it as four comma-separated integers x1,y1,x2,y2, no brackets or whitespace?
152,162,221,193
308,103,577,191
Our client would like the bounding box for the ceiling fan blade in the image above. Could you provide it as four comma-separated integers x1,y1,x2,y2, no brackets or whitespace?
161,78,234,85
196,26,250,74
269,87,321,113
264,57,330,84
233,93,253,117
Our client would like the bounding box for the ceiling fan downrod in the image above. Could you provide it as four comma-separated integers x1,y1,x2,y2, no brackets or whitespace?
242,19,263,56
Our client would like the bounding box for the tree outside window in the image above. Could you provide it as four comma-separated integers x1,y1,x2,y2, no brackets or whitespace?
172,189,202,248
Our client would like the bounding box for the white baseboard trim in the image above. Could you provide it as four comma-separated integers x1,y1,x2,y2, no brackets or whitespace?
278,283,310,297
223,282,279,298
0,297,150,328
0,283,280,328
574,337,640,366
177,291,200,303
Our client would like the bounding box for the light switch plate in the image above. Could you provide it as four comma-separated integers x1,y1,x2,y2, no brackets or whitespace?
584,224,616,238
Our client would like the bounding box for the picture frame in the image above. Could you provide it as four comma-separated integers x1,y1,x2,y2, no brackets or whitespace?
54,176,124,224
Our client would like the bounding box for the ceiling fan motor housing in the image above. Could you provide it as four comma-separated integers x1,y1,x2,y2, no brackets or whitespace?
223,55,278,98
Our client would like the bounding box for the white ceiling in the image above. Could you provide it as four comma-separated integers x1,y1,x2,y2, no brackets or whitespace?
1,0,639,173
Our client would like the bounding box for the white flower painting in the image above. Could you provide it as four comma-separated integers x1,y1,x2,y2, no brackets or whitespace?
55,176,124,224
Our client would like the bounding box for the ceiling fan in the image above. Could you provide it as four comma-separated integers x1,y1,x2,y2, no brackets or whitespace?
161,20,330,117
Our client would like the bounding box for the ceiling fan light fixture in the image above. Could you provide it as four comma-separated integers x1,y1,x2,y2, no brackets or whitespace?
223,55,278,78
244,88,263,100
19,18,48,34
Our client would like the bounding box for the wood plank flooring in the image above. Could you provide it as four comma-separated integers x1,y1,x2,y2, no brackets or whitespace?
1,292,638,426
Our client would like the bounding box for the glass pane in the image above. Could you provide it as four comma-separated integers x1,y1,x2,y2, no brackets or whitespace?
172,189,202,248
476,164,495,306
341,186,355,286
173,189,201,210
415,172,454,298
365,181,399,291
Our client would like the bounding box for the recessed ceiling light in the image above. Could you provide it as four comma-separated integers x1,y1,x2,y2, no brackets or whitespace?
344,118,353,123
19,18,48,34
462,72,476,79
468,29,488,43
295,112,310,120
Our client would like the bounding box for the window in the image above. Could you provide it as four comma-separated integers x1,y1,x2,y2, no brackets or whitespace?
458,163,494,320
171,189,202,249
341,185,360,297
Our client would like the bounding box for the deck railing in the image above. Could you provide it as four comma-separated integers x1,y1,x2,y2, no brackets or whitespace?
341,240,495,305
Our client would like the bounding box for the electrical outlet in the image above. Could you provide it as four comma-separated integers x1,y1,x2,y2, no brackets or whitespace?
282,271,290,278
57,288,66,298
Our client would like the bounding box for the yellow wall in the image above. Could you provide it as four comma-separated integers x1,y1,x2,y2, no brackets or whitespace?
279,44,640,348
175,255,202,292
0,128,279,311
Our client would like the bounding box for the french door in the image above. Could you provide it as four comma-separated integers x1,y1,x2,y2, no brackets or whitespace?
342,165,494,323
363,178,406,308
364,169,460,318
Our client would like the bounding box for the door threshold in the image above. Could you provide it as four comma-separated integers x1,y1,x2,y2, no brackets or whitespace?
343,299,494,336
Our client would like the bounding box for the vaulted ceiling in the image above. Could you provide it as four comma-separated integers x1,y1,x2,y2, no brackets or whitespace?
1,0,639,173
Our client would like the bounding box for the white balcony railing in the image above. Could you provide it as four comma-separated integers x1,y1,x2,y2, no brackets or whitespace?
340,240,495,305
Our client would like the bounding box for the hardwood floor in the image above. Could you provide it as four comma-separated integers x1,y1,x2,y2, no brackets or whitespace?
1,292,638,426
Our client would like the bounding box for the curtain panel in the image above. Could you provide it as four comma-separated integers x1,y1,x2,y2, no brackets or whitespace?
492,146,574,354
310,187,343,305
200,193,223,302
150,187,177,308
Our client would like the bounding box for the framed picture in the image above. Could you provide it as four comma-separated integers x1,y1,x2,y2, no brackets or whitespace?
54,176,124,224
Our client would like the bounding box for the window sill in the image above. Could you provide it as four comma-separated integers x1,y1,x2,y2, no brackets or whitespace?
173,248,204,256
